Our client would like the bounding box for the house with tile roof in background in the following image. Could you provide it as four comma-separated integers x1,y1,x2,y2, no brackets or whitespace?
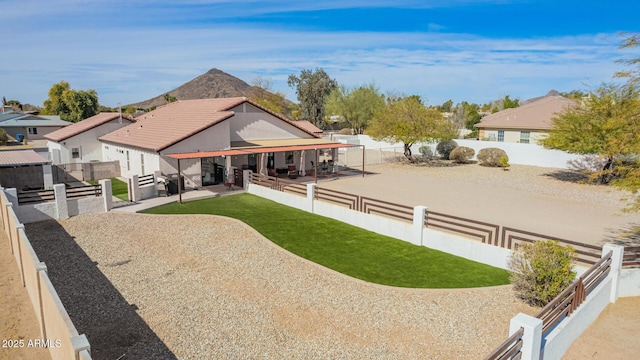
475,94,578,145
44,112,135,164
98,97,347,189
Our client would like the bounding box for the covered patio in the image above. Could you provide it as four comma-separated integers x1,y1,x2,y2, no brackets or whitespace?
165,141,365,202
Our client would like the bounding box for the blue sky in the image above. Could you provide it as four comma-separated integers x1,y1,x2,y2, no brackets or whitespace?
1,0,639,108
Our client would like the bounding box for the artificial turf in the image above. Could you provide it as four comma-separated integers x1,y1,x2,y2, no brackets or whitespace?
142,193,510,288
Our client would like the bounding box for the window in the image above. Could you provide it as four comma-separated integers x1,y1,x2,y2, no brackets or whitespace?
520,131,530,144
497,130,505,142
285,151,294,164
140,154,145,175
126,151,130,171
72,148,80,159
28,127,37,135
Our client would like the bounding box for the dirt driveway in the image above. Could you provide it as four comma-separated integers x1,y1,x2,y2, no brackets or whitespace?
320,163,640,246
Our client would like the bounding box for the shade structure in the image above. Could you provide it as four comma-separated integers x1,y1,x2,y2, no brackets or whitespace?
299,151,306,176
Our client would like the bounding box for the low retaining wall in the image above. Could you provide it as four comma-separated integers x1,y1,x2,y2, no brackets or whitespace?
5,181,112,224
1,189,92,360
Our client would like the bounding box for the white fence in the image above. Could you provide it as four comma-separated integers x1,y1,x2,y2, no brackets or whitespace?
330,135,603,170
246,181,639,360
1,188,92,360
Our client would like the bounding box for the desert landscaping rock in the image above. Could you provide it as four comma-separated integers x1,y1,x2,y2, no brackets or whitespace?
27,213,536,359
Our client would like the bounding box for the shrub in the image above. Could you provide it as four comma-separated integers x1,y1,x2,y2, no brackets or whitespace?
436,140,458,159
477,147,508,167
338,128,353,135
449,146,475,163
499,155,510,170
0,128,8,145
419,145,434,159
509,240,576,307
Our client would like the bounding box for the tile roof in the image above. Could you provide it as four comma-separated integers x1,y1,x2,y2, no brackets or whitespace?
99,97,319,152
476,96,579,130
293,120,323,134
0,150,50,166
99,99,242,151
44,112,134,142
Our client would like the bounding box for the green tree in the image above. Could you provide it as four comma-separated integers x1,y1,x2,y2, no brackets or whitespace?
542,84,640,186
368,95,456,162
287,68,337,129
324,83,385,134
42,81,99,122
163,93,177,103
439,99,454,113
0,128,8,145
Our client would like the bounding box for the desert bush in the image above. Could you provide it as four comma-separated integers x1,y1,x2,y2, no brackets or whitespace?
449,146,475,163
477,147,508,167
499,155,510,170
509,240,576,307
0,128,8,145
436,140,458,159
338,128,354,135
419,145,434,159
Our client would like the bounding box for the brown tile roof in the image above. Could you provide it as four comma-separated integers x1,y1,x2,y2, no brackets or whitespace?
0,150,49,166
99,97,319,152
44,112,134,142
293,120,323,134
476,96,579,130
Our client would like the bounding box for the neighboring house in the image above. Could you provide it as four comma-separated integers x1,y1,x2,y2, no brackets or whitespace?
44,112,135,164
99,97,347,188
0,111,70,141
475,95,578,145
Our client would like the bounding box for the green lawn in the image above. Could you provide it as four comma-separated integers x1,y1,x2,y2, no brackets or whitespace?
90,178,129,201
110,178,129,201
142,194,510,288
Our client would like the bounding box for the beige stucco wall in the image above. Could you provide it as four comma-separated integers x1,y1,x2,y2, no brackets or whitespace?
228,103,312,142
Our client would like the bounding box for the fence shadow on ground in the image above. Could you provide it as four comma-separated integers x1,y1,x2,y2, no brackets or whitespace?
25,220,177,360
541,169,591,184
603,223,640,246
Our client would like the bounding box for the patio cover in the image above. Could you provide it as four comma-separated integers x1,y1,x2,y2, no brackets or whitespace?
165,142,360,160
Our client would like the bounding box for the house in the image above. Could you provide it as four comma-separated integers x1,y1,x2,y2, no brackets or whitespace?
44,112,135,164
293,120,323,135
475,95,578,145
98,97,352,189
0,111,70,141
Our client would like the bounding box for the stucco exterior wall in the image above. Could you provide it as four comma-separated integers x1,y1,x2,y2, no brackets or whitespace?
101,144,159,178
480,129,548,145
229,103,311,142
161,121,231,154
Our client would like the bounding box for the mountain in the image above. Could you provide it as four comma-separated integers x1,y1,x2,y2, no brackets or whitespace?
127,68,269,110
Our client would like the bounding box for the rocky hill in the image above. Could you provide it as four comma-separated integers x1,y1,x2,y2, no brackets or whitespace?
127,68,271,110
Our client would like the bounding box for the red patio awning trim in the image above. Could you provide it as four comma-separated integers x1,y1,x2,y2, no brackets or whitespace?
166,143,360,160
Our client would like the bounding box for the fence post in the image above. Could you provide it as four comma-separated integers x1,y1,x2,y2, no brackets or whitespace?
413,206,428,246
306,183,316,213
71,334,91,360
130,175,140,202
53,183,68,219
35,262,47,339
602,244,624,303
100,179,113,212
243,170,252,189
510,313,543,360
42,164,54,190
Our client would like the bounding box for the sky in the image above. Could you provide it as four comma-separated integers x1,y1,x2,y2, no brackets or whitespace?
1,0,639,108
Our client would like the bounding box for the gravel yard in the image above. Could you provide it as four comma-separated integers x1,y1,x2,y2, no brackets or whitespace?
26,213,536,360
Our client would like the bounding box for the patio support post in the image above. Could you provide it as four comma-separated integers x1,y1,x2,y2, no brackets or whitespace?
177,159,182,204
315,149,319,184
